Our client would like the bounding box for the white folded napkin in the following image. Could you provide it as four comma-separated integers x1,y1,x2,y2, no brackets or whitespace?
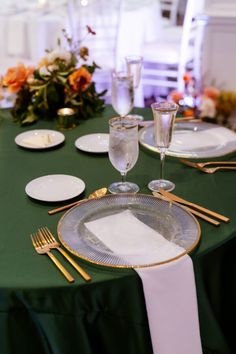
22,134,53,147
84,209,185,265
85,210,202,354
137,255,202,354
171,126,236,152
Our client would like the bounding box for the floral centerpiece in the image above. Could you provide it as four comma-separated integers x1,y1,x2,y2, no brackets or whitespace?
169,72,236,129
1,27,106,125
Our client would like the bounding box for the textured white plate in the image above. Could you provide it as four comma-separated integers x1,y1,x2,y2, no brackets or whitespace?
139,122,236,158
75,133,109,153
15,129,65,149
25,174,85,202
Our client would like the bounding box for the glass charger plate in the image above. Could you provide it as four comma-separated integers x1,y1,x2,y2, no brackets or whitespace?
58,194,201,268
139,121,236,158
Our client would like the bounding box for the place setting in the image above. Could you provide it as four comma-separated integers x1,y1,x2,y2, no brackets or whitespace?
139,118,236,159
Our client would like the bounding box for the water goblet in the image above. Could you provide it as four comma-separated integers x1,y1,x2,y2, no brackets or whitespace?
111,70,134,117
148,101,179,192
108,116,139,194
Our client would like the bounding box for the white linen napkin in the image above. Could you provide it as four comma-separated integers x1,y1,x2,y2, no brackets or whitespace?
171,126,236,152
137,255,202,354
22,134,53,148
84,210,203,354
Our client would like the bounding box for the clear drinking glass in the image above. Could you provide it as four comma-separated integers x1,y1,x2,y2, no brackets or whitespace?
125,55,144,121
108,116,139,194
111,71,134,117
148,101,179,192
125,55,143,89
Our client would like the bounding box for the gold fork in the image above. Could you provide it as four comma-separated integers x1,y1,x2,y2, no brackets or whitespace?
38,227,91,282
179,159,236,169
31,232,74,283
200,166,236,174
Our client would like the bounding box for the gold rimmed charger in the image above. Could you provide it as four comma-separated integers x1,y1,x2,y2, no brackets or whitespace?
57,194,201,268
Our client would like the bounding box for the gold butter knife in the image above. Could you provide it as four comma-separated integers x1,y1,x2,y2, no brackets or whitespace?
159,189,230,223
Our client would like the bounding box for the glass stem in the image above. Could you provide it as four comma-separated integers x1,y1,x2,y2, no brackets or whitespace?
121,172,127,183
160,149,166,180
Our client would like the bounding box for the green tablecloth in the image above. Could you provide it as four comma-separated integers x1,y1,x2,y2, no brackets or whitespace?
0,106,236,354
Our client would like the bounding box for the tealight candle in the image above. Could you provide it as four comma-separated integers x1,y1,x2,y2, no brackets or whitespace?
57,108,77,130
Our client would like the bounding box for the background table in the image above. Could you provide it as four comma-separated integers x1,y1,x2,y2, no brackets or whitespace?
0,106,236,354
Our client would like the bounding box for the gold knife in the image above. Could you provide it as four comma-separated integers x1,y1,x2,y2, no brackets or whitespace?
153,192,220,226
159,189,230,223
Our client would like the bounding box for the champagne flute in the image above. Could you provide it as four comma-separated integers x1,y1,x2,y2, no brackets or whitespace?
108,116,139,194
125,55,144,121
111,71,134,117
148,101,179,192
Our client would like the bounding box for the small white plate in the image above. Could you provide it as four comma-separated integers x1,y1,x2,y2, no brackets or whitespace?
25,174,85,202
15,129,65,149
75,133,109,153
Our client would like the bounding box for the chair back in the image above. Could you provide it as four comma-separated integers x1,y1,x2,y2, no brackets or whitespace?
142,0,204,94
159,0,180,25
67,0,122,69
177,0,204,90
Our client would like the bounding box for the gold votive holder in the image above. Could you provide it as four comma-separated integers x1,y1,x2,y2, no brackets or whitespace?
57,108,77,130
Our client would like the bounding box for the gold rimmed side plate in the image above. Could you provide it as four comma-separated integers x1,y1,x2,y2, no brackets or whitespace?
57,194,201,268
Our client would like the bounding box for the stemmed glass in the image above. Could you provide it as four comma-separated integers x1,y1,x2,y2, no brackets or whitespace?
125,55,144,120
108,116,139,194
148,101,179,192
111,70,134,117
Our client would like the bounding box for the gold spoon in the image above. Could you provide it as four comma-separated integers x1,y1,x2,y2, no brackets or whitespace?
48,187,107,215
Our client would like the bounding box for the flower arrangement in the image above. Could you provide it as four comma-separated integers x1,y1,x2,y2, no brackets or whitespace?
1,28,106,125
169,72,236,128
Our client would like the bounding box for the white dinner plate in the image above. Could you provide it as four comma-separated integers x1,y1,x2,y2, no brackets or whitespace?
75,133,109,153
15,129,65,149
25,174,85,202
139,121,236,158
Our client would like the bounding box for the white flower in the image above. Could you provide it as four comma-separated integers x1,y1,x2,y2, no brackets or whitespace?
47,49,72,64
38,66,50,76
199,96,216,118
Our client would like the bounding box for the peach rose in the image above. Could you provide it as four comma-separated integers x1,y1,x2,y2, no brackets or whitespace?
3,63,34,93
203,86,220,101
68,66,92,92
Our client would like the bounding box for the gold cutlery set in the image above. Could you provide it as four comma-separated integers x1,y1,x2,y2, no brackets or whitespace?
153,189,229,226
31,226,91,283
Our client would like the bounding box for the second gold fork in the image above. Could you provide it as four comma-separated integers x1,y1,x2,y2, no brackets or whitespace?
199,166,236,174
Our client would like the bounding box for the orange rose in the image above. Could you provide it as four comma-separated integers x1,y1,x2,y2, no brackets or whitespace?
68,67,92,92
183,72,191,83
183,109,194,117
169,90,183,103
203,86,220,101
3,63,34,93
